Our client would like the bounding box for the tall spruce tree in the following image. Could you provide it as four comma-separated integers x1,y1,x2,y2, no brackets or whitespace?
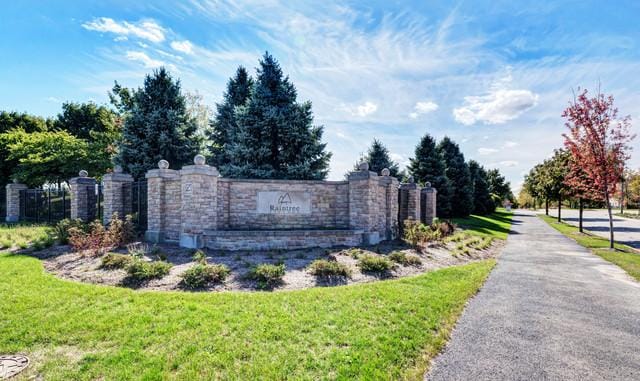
407,133,453,218
354,139,401,177
468,160,495,215
208,67,253,172
223,52,331,179
114,68,200,179
437,137,474,217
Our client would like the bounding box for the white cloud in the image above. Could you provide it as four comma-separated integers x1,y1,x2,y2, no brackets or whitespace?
453,88,538,125
503,141,519,148
170,40,194,54
45,96,61,103
82,17,166,43
478,147,498,155
342,101,378,117
409,100,438,118
125,51,164,68
499,160,519,167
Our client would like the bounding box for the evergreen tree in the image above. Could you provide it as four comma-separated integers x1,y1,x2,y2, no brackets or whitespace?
437,137,474,217
468,160,495,215
407,133,453,218
114,68,200,179
223,52,331,180
208,67,253,172
354,139,401,177
487,169,515,205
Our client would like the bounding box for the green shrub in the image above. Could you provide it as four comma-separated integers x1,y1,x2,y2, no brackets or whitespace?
358,254,393,273
54,218,88,244
403,221,441,246
192,250,207,264
307,260,352,277
181,263,230,289
344,248,364,259
433,221,456,237
100,253,133,270
126,259,172,281
248,263,286,289
388,251,421,266
107,213,137,246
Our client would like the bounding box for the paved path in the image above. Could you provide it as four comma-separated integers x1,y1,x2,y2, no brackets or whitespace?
426,210,640,381
546,208,640,249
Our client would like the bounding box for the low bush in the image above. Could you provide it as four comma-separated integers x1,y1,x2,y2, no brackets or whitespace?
181,263,230,289
388,251,422,266
248,263,286,289
108,213,137,246
358,254,393,273
126,259,172,281
68,221,112,256
307,259,352,277
403,221,441,246
54,218,88,244
433,221,456,237
100,253,133,270
344,248,364,259
192,250,207,264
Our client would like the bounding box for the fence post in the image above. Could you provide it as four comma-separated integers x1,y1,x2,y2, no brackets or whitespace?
69,170,96,222
398,177,422,228
5,180,27,222
420,183,437,225
102,166,134,225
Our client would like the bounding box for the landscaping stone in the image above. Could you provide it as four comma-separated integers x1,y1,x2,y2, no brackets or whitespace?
0,355,29,379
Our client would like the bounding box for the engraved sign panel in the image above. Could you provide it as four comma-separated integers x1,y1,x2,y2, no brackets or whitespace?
257,191,311,214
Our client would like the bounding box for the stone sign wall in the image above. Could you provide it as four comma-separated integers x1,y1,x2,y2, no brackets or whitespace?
142,156,430,250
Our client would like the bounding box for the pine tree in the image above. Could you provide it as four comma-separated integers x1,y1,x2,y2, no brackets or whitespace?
437,137,474,217
408,133,453,218
468,160,495,215
114,68,200,179
208,67,253,172
223,52,331,180
354,139,401,177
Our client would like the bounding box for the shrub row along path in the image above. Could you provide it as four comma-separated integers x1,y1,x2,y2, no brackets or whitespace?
547,208,640,249
426,210,640,381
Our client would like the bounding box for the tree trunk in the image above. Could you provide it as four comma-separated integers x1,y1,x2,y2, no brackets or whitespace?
545,198,549,215
579,198,583,233
557,194,562,222
605,193,615,250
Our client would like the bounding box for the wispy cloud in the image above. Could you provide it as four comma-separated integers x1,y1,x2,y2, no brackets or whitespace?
82,17,166,43
125,51,164,68
342,101,378,117
478,147,498,155
409,100,438,119
170,40,194,54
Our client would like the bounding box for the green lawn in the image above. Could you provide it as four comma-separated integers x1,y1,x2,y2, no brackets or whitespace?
615,211,640,220
0,223,52,250
539,214,640,281
452,208,513,240
0,252,495,380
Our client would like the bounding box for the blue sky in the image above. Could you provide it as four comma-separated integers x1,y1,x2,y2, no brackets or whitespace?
1,1,639,189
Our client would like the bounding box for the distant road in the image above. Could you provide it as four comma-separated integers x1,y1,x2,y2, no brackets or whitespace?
546,208,640,249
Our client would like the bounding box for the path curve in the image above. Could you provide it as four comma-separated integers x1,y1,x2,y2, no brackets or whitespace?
426,210,640,381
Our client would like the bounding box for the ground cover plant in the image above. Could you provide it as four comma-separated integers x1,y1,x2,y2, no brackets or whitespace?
388,251,422,266
307,259,352,277
181,263,230,289
0,253,494,380
358,254,393,273
452,208,513,240
540,214,640,281
247,263,286,289
0,223,53,250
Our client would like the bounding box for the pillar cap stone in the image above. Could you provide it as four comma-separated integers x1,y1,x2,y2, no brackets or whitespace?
158,160,170,169
425,181,431,187
381,168,390,176
194,154,206,166
114,165,123,173
358,162,370,171
408,176,415,183
79,170,88,178
12,178,19,184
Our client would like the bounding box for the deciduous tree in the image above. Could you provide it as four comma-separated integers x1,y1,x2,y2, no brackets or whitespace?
562,89,635,248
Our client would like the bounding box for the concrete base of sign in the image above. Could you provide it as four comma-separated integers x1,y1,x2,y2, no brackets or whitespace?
363,232,381,245
179,233,204,249
203,229,365,251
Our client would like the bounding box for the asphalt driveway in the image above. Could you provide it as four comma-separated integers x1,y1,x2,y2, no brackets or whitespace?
546,208,640,249
426,210,640,381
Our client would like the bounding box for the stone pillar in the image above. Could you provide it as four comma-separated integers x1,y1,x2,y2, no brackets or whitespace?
421,182,437,225
101,166,134,225
380,168,400,240
145,160,180,243
5,180,27,222
398,177,422,230
69,170,96,222
348,162,381,245
179,154,219,249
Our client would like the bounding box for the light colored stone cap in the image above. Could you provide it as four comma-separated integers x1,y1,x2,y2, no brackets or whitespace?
146,168,180,179
194,154,206,165
181,165,220,176
158,160,170,169
103,172,134,182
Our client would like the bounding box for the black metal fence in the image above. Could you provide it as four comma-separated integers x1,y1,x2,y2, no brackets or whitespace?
0,187,6,221
123,180,147,231
86,184,103,222
19,188,71,223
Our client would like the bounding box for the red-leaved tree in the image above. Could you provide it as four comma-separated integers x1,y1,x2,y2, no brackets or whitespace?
563,158,602,232
562,89,635,248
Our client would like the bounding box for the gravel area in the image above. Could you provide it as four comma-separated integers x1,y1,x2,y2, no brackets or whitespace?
35,234,502,292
